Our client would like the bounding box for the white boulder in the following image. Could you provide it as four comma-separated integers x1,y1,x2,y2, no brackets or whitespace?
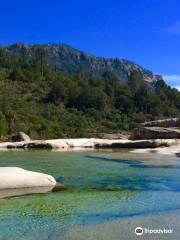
0,167,56,198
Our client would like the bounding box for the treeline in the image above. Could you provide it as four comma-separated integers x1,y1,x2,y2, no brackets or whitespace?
0,46,180,139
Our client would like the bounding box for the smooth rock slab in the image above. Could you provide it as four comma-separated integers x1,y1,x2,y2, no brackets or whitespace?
131,127,180,140
0,167,56,198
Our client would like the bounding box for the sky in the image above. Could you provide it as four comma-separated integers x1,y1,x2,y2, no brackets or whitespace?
0,0,180,89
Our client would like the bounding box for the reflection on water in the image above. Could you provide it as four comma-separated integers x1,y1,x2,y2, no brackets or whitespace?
0,186,55,199
0,150,179,240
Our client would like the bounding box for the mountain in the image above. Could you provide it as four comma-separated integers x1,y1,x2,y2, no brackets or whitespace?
2,43,162,84
0,42,179,140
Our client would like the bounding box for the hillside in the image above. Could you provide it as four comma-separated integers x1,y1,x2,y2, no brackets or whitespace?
0,43,179,139
3,43,162,83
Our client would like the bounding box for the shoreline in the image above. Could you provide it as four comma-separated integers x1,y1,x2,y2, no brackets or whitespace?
0,138,179,156
0,138,179,149
131,144,180,156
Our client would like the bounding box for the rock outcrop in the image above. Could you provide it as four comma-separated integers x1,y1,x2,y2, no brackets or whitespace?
131,127,180,140
0,167,56,198
0,167,56,189
131,118,180,140
11,132,31,142
94,139,172,148
0,138,179,150
5,43,162,84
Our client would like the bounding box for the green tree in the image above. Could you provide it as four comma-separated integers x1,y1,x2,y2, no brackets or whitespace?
35,47,47,76
128,70,144,94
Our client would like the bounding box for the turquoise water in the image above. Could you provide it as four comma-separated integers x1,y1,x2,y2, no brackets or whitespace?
0,150,180,239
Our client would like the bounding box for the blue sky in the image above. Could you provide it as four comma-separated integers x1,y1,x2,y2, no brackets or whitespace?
0,0,180,89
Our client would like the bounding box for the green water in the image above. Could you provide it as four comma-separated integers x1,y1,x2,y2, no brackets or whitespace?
0,150,180,240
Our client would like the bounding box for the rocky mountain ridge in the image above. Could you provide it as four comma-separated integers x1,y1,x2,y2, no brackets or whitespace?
1,43,163,83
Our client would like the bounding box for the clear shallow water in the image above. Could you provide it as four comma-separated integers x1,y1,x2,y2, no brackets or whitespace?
0,150,180,239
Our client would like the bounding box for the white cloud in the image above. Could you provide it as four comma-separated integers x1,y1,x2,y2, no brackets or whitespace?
163,74,180,82
174,86,180,91
165,21,180,35
163,74,180,91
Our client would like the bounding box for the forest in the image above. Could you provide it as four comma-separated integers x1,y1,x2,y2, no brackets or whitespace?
0,45,180,139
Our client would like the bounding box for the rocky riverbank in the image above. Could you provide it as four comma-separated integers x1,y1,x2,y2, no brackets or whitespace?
1,117,180,155
0,138,179,150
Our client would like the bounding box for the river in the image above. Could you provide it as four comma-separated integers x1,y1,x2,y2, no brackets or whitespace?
0,150,179,240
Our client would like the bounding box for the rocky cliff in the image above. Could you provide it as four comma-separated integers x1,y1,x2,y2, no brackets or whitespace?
2,43,163,83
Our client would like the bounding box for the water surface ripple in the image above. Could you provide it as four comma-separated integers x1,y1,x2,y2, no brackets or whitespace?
0,150,179,240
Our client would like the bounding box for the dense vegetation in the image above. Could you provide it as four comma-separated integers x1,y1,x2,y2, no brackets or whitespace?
0,45,179,139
